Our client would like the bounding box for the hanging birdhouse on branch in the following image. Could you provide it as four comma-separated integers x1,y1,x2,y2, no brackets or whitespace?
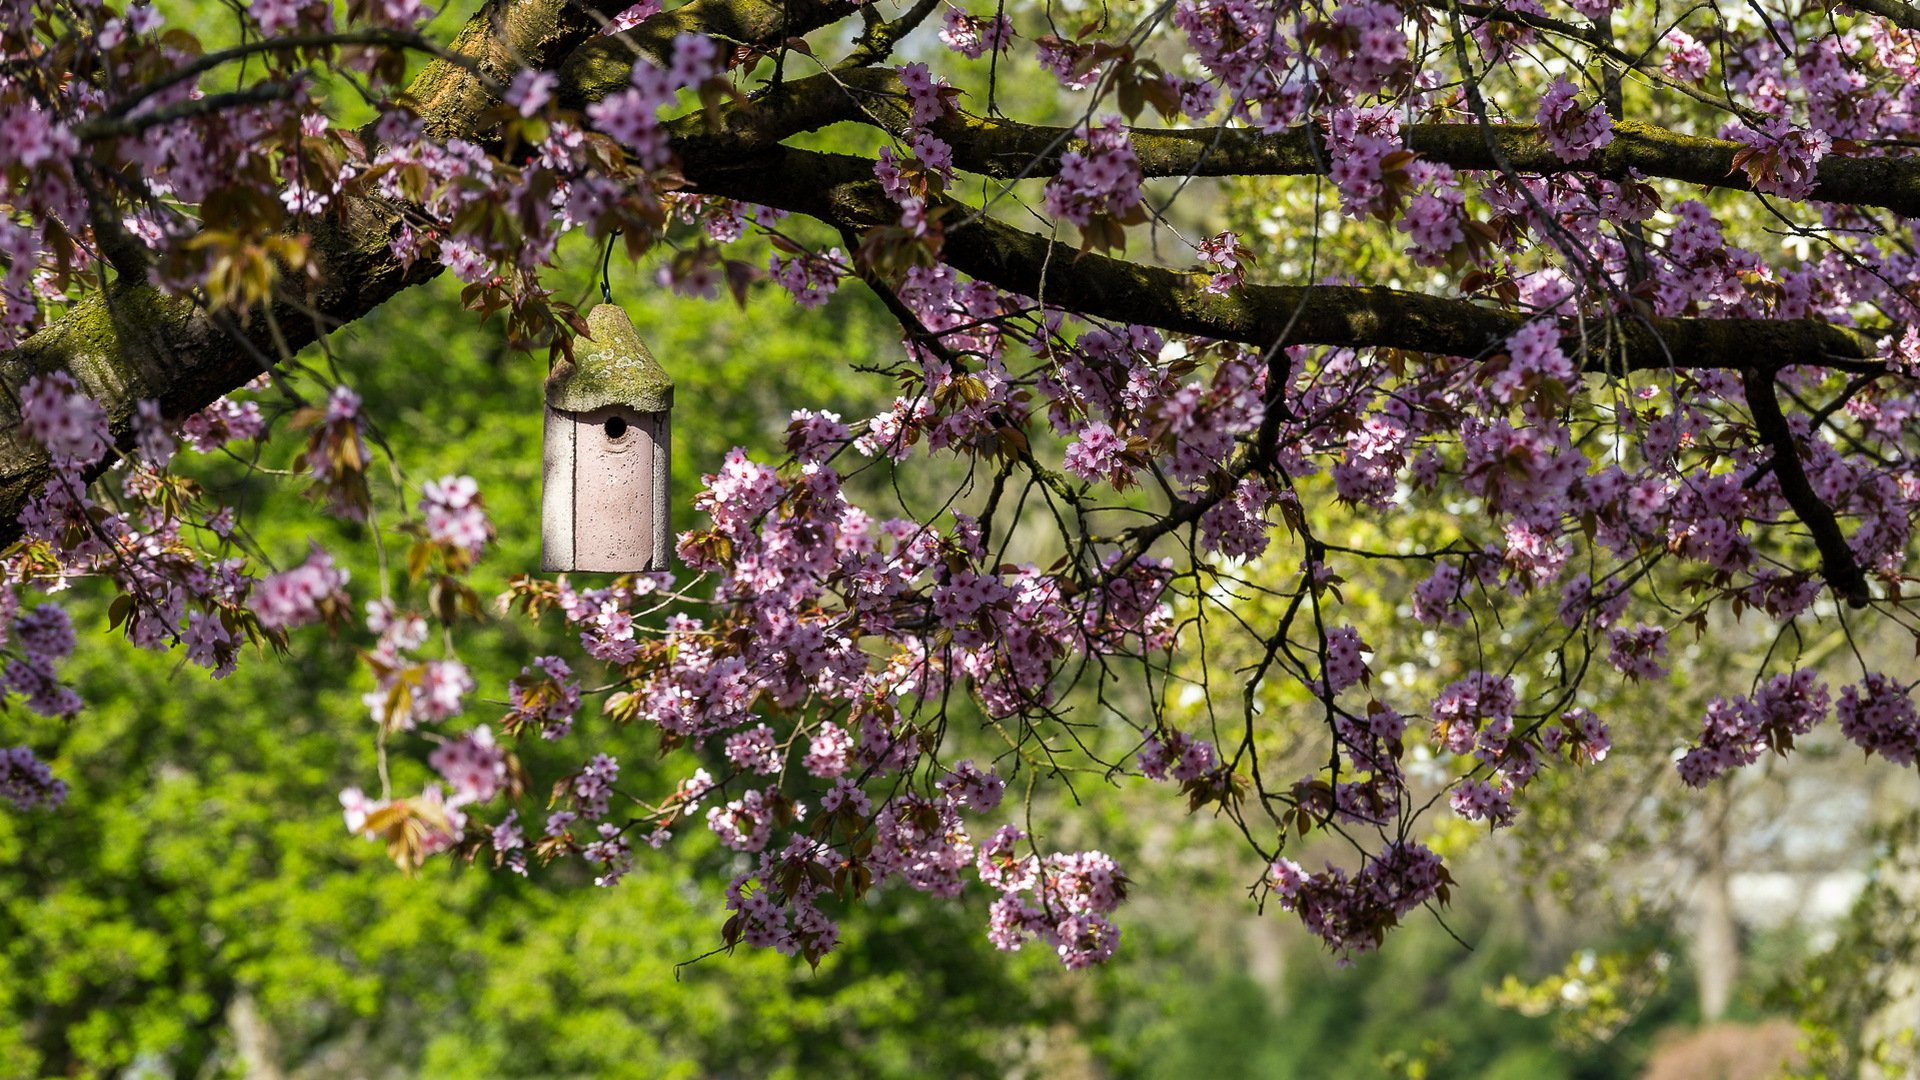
541,304,673,573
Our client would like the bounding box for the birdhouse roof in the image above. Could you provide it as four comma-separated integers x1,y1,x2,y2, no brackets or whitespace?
545,303,674,413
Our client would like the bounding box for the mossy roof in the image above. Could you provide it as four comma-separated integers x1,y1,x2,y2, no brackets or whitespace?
545,303,673,413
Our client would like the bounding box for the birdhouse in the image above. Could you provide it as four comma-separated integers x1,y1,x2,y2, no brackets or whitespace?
541,304,673,572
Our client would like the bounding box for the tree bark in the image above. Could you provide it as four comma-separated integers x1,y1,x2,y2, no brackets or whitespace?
0,0,852,541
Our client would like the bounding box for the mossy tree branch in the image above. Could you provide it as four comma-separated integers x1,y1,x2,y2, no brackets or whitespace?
668,144,1886,372
0,0,853,542
668,67,1920,218
1840,0,1920,33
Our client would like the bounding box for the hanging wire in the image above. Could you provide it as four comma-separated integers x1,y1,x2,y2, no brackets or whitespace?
599,230,621,305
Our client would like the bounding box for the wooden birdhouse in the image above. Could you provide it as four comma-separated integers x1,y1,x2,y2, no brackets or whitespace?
541,304,673,572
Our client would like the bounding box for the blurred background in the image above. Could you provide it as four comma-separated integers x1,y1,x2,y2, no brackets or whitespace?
2,0,1918,1076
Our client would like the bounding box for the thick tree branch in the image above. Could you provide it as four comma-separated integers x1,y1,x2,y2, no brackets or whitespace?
676,142,1899,604
77,83,305,140
1839,0,1920,32
678,68,1920,218
0,0,851,542
555,0,858,109
1751,368,1866,607
837,0,943,70
0,0,599,539
668,145,1886,372
1742,370,1874,606
97,28,474,123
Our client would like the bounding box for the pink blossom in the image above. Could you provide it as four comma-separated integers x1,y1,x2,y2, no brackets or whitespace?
430,725,508,805
251,546,350,630
420,474,492,557
0,746,67,809
940,8,1013,58
20,372,108,464
1043,117,1143,227
1538,77,1613,162
1836,674,1920,765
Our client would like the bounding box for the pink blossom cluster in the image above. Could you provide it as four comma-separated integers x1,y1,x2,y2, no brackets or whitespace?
19,372,109,465
937,760,1006,811
1448,778,1516,828
1491,319,1577,403
1268,841,1447,961
1429,671,1516,758
722,841,840,960
1397,163,1467,265
1137,729,1221,782
870,793,973,895
340,784,466,860
571,752,620,819
940,8,1013,58
3,603,82,718
1034,37,1112,91
981,830,1129,969
786,408,852,462
0,745,66,810
585,34,719,169
708,788,777,852
1324,106,1404,217
1319,625,1370,694
603,0,661,33
1835,674,1920,765
1172,0,1307,129
856,265,1021,456
551,575,670,665
1538,77,1614,162
1605,624,1669,681
419,474,493,558
180,394,266,453
1042,117,1143,226
430,725,508,805
724,724,781,773
133,401,175,470
251,546,351,631
1062,420,1133,486
1506,516,1569,592
1199,477,1277,559
1546,709,1613,765
503,655,582,739
302,386,372,520
367,649,473,730
1728,118,1831,199
1195,230,1249,293
1322,0,1409,94
898,63,951,127
1412,562,1468,625
505,70,558,117
1663,30,1711,81
1678,670,1830,787
769,248,845,308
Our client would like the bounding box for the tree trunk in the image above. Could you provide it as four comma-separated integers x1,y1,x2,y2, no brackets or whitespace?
1693,789,1740,1022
